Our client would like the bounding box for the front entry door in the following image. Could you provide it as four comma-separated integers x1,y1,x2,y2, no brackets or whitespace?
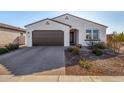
70,32,75,45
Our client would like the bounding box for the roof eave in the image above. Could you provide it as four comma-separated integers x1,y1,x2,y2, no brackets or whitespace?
25,18,71,28
24,18,49,27
0,23,26,32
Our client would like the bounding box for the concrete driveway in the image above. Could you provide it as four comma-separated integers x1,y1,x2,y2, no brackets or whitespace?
0,47,65,75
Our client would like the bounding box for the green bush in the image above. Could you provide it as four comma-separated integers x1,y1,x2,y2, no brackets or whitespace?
67,47,80,55
94,42,106,49
0,48,8,55
5,43,19,51
71,47,80,55
87,41,106,49
92,48,103,56
67,47,73,52
79,58,92,70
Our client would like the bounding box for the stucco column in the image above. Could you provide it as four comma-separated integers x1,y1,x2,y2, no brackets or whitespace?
78,31,82,44
64,29,70,46
26,30,32,47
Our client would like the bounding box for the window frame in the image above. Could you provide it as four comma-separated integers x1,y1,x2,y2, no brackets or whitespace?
85,29,99,41
86,29,92,40
93,29,99,40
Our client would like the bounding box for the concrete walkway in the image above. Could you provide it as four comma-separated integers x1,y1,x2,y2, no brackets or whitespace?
0,75,124,82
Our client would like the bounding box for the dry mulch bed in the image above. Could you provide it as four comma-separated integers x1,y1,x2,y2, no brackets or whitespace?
65,48,124,76
0,64,11,75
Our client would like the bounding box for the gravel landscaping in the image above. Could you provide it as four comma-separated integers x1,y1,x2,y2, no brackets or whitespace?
65,47,124,76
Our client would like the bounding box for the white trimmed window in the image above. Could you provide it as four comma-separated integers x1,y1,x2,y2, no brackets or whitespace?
93,30,99,40
86,30,92,40
86,29,99,40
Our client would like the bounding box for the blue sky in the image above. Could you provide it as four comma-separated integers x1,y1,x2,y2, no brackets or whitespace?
0,11,124,34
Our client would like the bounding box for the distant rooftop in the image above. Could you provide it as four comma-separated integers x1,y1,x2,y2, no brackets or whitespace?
0,23,25,32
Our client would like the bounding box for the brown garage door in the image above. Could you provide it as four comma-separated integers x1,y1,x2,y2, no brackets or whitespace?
32,30,64,46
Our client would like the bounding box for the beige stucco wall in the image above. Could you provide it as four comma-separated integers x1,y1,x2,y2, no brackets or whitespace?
25,19,70,47
0,28,25,47
54,14,107,46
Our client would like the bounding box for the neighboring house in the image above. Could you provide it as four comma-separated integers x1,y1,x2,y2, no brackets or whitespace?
25,13,108,47
0,23,25,47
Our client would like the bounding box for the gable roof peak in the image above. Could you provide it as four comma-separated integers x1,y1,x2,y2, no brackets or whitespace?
25,17,71,27
63,13,71,15
53,13,108,28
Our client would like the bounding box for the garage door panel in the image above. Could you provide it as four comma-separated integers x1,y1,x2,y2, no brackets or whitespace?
32,30,64,46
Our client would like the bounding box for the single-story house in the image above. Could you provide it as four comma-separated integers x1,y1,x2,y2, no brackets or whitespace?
0,23,25,47
25,13,108,47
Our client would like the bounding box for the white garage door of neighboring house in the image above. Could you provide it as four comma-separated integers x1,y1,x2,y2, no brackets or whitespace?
32,30,64,46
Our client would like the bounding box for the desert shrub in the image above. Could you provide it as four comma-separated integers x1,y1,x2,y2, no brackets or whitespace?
92,48,103,56
5,43,19,51
67,47,73,52
0,48,8,55
94,42,106,49
87,41,106,49
79,58,92,70
75,44,82,48
67,47,80,55
71,47,80,55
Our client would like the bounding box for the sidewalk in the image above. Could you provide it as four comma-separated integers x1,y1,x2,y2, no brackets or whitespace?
0,75,124,82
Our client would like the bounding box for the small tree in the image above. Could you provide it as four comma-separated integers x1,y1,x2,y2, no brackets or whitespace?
107,32,124,53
